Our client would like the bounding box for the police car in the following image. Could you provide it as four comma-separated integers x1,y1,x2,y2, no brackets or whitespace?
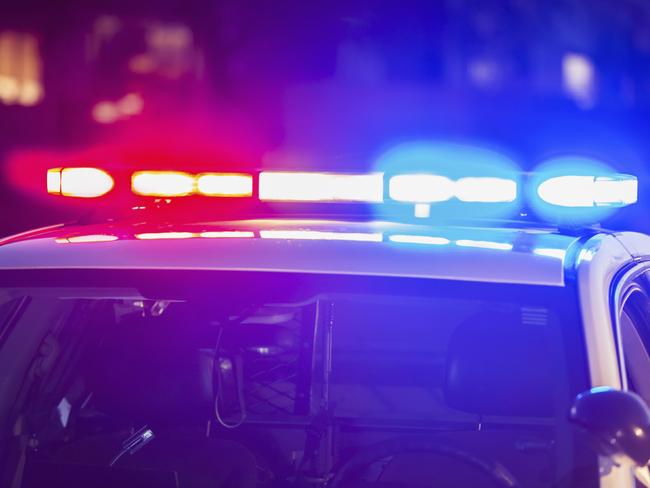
0,161,649,488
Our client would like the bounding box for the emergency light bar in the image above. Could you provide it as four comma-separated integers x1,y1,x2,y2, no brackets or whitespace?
45,166,639,223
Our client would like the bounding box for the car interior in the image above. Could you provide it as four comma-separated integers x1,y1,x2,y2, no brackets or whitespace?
1,283,598,488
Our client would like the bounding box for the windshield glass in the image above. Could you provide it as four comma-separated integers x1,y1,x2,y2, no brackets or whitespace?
0,270,596,488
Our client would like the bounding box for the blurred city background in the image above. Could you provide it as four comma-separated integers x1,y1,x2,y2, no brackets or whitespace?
1,0,650,235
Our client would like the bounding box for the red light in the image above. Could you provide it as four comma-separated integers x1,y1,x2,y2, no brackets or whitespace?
47,167,114,198
132,171,195,197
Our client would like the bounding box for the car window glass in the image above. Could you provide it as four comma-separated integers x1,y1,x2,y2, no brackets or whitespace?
620,287,650,405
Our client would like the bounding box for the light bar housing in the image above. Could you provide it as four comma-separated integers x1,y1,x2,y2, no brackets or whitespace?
45,165,639,226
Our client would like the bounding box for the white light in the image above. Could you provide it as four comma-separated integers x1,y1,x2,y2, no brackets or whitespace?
455,177,517,202
537,175,638,207
260,230,383,242
135,232,196,240
389,174,454,203
259,172,384,202
533,248,566,260
196,173,253,197
562,53,595,106
455,239,513,251
389,235,450,246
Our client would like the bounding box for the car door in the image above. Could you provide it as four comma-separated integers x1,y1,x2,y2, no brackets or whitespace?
615,268,650,487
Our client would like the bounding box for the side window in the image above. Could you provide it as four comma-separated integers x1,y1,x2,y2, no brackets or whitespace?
619,281,650,405
0,296,28,349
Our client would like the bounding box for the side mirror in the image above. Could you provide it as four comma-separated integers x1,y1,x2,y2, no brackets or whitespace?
570,387,650,467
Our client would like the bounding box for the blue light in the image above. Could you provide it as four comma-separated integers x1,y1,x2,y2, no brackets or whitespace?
389,174,455,203
388,174,517,204
373,141,522,222
528,156,637,224
537,174,637,208
455,177,517,203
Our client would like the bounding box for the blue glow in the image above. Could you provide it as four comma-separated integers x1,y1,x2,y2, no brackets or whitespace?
388,174,517,204
373,141,521,222
529,157,637,224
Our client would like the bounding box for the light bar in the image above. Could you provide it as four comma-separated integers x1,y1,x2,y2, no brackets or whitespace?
389,174,454,203
196,173,253,197
388,174,517,203
455,177,517,203
259,172,384,202
199,231,254,238
132,171,195,197
135,232,195,240
47,167,114,198
537,174,638,207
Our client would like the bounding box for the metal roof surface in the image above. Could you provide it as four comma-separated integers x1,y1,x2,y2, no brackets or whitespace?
0,219,581,286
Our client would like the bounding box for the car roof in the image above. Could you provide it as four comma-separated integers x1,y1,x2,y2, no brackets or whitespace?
0,218,582,286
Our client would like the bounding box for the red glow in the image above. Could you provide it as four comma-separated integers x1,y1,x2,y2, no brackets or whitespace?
4,104,269,203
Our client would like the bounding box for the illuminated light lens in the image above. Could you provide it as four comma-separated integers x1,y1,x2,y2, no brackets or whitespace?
196,173,253,197
55,234,118,244
389,174,454,203
537,174,638,207
259,172,384,202
47,167,114,198
132,171,195,197
455,177,517,203
455,239,513,251
260,230,383,242
533,248,566,260
389,235,450,245
135,232,196,240
47,168,62,193
199,231,255,238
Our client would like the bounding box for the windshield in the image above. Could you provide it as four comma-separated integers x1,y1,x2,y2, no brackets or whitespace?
0,270,596,488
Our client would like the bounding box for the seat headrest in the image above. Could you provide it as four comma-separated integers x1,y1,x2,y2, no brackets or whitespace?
91,310,214,427
443,311,555,417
